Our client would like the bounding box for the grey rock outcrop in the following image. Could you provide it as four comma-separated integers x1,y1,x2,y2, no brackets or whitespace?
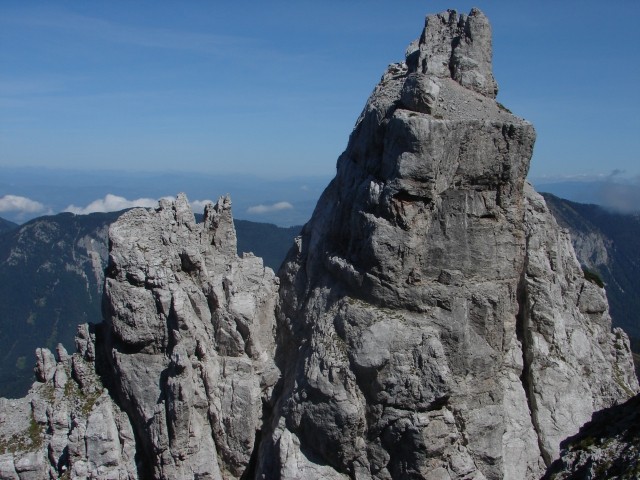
255,8,638,480
0,194,280,479
540,194,612,273
522,186,637,466
100,193,279,479
407,8,498,98
544,393,640,479
0,328,137,480
541,192,640,346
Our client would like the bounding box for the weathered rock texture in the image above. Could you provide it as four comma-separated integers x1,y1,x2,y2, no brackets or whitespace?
542,192,640,346
255,8,638,480
409,8,498,98
0,8,638,480
0,208,298,399
100,193,279,479
0,327,137,479
0,195,281,479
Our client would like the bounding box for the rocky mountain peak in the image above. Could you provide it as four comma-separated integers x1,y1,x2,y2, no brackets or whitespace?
318,7,533,314
102,193,280,478
405,8,498,99
263,8,637,479
0,193,282,478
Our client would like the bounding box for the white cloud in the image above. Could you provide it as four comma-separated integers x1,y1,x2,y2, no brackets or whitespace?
64,194,218,215
247,201,293,214
64,194,163,215
0,195,46,214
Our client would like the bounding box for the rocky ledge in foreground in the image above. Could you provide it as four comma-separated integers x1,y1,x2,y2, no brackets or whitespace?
0,8,638,480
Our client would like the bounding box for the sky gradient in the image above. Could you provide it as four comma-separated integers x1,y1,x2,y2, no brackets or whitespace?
2,1,639,181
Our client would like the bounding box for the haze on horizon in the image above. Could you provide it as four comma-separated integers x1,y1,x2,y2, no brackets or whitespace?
1,0,639,221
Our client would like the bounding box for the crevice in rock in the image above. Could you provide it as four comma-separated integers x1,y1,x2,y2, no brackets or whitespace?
515,261,550,467
576,281,586,308
448,36,462,80
240,429,261,480
92,322,154,480
392,190,429,205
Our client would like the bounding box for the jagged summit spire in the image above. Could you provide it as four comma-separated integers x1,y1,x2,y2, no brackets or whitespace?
406,8,498,98
266,7,637,479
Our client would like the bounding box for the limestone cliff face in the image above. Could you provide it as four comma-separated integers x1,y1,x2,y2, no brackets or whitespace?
0,8,637,480
100,193,279,479
0,194,280,479
256,9,638,480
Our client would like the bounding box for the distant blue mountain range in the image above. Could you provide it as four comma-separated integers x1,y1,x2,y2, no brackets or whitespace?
535,178,640,214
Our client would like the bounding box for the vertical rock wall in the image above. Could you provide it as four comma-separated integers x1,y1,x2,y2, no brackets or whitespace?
101,194,280,479
256,9,638,480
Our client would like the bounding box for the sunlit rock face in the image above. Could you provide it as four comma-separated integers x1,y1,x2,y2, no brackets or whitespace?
256,9,638,480
101,193,280,479
0,195,281,480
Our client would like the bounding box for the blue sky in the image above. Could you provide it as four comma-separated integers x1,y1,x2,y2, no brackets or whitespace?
1,1,639,182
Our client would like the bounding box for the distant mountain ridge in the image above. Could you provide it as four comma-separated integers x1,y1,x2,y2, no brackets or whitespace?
0,211,120,397
0,208,300,398
542,193,640,346
0,217,17,233
535,179,640,215
0,167,329,225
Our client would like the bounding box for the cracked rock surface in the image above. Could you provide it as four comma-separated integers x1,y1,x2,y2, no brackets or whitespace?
0,194,280,479
0,327,137,479
255,8,638,480
101,193,280,479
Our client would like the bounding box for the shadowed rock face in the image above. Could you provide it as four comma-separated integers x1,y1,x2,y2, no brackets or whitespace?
543,394,640,479
0,9,637,480
256,8,638,480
